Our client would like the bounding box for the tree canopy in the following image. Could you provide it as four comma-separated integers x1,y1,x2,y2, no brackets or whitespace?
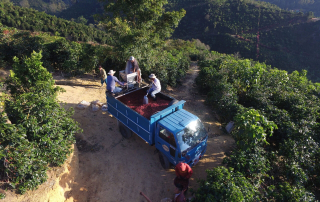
97,0,186,60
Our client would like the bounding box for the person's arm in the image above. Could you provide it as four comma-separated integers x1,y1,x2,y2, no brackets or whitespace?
103,69,107,79
185,165,193,179
132,60,139,72
154,79,161,90
175,166,180,177
114,76,126,86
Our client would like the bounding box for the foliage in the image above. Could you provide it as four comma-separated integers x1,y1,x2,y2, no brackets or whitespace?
58,0,104,24
0,30,111,75
0,51,82,194
265,182,317,202
223,146,271,185
0,25,203,86
8,0,71,14
0,2,111,44
170,0,320,82
196,52,320,200
96,0,186,84
233,109,277,149
192,167,260,202
263,0,320,16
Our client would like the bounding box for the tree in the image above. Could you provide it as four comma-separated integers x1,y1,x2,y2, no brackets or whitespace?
76,15,88,25
97,0,186,60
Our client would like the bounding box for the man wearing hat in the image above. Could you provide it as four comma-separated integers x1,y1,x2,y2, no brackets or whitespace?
107,70,126,94
148,73,161,101
128,56,141,83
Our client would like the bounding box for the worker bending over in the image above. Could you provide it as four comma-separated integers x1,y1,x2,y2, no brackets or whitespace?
147,74,161,101
174,162,193,191
107,70,126,95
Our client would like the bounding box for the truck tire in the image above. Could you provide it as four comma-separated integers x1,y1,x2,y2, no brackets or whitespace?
118,121,132,139
159,152,170,169
169,99,179,106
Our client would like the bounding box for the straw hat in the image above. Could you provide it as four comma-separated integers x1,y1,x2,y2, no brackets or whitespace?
108,70,116,75
149,74,156,79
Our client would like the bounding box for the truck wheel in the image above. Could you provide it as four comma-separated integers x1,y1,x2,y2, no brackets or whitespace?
169,99,179,106
118,121,132,139
159,152,170,169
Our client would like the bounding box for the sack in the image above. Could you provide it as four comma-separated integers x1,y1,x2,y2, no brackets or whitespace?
143,95,148,104
76,100,90,110
91,100,103,107
92,103,100,112
125,61,132,75
101,104,108,111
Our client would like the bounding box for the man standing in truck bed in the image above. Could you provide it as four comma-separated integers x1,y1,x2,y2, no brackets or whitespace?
128,56,141,83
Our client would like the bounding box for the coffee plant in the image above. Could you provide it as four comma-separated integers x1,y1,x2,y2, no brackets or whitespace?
0,51,82,194
233,108,277,150
195,51,320,200
192,167,260,202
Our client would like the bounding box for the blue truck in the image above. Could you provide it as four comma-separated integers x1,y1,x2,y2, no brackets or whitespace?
106,87,208,169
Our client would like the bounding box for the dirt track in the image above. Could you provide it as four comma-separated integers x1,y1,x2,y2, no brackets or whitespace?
56,62,235,202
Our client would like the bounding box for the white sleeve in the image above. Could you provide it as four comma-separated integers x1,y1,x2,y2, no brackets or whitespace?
154,78,161,91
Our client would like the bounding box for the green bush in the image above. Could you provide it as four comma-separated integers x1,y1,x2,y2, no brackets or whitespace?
1,51,81,194
192,167,260,202
197,52,320,199
233,109,277,149
0,2,111,44
265,183,316,202
223,146,270,184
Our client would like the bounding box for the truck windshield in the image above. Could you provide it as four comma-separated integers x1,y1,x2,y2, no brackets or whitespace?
177,119,207,152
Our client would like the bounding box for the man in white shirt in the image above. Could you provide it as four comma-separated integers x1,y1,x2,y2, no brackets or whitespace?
148,74,161,101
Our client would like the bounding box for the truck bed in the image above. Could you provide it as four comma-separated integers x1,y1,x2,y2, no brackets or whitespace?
117,88,173,120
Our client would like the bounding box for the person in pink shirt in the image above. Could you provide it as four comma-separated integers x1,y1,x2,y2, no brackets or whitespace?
174,162,193,192
175,162,193,179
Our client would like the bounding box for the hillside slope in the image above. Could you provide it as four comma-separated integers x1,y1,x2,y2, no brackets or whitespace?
8,0,73,14
6,0,102,23
262,0,320,16
57,0,103,24
171,0,320,82
0,2,110,43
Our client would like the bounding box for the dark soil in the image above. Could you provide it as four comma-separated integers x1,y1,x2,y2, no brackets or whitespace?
75,137,104,152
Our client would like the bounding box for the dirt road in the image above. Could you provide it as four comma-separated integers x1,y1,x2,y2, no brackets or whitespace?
56,62,235,202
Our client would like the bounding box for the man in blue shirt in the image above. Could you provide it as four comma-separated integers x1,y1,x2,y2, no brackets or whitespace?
147,74,161,101
107,70,126,94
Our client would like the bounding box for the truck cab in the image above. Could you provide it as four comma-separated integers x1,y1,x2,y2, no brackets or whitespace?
156,109,208,169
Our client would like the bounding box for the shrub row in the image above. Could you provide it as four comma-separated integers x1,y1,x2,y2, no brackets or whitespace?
0,26,209,88
192,51,320,201
0,51,82,194
0,2,111,44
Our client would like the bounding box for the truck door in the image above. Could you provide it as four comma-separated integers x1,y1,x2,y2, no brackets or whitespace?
156,125,177,164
